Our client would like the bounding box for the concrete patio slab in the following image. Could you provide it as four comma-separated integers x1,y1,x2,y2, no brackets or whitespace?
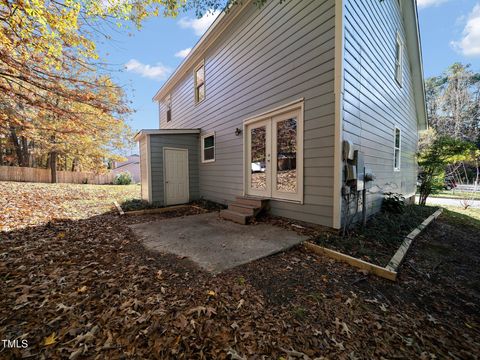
129,212,309,273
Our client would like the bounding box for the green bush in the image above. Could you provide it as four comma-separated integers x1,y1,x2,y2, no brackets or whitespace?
120,199,163,211
382,192,405,214
114,172,132,185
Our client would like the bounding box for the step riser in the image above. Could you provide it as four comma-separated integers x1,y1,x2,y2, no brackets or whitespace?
235,197,265,207
229,204,256,215
219,210,249,225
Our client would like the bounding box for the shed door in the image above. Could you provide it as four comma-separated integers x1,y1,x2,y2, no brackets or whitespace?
164,148,189,206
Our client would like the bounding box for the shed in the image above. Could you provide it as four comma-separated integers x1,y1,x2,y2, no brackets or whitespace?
134,129,200,206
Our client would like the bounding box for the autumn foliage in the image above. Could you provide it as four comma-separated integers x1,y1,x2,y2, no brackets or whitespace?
0,0,191,171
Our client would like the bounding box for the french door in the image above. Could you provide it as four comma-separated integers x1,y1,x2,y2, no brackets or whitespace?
245,107,303,202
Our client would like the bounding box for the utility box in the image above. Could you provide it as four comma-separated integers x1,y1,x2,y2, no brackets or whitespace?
354,150,364,191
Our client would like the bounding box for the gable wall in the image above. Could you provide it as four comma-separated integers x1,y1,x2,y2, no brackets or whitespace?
158,0,337,226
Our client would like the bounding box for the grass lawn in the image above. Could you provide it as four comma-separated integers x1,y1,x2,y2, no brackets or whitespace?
441,205,480,227
0,182,139,231
0,182,479,359
427,189,480,200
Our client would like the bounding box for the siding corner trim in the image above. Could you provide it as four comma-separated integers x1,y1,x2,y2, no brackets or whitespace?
332,0,345,229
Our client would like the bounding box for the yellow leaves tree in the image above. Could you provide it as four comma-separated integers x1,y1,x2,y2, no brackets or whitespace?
0,0,251,172
0,0,189,172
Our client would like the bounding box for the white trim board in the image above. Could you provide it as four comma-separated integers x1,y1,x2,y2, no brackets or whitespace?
152,0,253,102
332,0,345,230
146,135,152,203
134,129,201,142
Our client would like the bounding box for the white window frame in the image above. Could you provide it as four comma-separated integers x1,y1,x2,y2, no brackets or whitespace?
395,32,403,87
194,60,205,104
394,126,401,171
165,94,172,123
201,132,215,163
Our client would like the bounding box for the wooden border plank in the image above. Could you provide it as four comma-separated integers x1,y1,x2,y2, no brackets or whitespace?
123,204,191,216
113,201,124,216
304,242,397,281
386,208,443,272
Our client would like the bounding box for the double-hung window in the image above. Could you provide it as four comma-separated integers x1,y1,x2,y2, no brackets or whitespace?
201,132,215,163
194,62,205,103
166,94,172,122
395,33,403,86
394,127,401,171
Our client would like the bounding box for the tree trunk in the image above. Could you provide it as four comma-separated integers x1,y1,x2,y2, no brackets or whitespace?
71,157,78,172
50,151,57,183
9,127,26,167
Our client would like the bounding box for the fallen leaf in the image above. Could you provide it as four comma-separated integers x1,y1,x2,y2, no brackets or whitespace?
43,332,57,346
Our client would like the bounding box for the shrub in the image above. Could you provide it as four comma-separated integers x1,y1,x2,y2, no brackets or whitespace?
417,132,474,205
120,199,163,211
382,192,405,214
114,171,132,185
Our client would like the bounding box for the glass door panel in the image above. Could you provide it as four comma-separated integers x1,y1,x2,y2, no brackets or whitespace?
245,108,302,201
272,111,299,201
246,119,271,197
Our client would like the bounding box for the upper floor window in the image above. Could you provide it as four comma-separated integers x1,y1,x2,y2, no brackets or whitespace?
194,61,205,103
166,94,172,122
395,33,403,86
394,127,401,171
201,132,215,163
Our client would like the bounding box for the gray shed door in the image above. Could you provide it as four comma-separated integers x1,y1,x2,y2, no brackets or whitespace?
164,148,189,206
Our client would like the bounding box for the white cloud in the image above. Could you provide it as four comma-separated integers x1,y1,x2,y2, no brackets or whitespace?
178,10,221,36
451,4,480,57
124,59,171,81
175,48,192,58
417,0,449,9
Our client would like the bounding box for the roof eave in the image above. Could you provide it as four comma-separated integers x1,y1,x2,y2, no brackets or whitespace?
404,0,428,131
134,129,201,142
152,0,252,103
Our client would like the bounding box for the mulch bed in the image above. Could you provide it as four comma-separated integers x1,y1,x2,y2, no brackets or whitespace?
0,183,479,359
310,205,439,267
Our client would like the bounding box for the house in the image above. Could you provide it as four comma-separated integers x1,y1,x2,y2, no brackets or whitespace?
112,154,141,183
134,0,426,229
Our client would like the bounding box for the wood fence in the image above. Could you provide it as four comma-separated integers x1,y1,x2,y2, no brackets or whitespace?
0,166,115,185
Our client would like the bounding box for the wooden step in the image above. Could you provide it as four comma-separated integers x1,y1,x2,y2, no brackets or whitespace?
235,196,267,208
229,203,258,216
219,209,249,225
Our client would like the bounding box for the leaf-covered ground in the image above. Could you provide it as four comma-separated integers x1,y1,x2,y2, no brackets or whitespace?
0,182,479,359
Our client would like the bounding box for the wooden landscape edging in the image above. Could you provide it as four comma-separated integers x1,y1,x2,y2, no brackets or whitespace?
113,201,125,216
386,208,443,272
304,242,397,281
304,208,444,281
122,204,190,216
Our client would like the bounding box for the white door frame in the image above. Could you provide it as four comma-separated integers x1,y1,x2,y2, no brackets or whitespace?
242,100,304,203
163,147,190,206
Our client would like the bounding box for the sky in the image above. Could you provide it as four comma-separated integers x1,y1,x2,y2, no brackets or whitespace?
99,0,480,152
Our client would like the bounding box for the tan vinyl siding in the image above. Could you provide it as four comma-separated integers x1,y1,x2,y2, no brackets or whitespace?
342,0,419,216
159,0,336,226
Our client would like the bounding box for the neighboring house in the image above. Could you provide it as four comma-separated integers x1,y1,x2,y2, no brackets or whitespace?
135,0,426,229
112,154,141,183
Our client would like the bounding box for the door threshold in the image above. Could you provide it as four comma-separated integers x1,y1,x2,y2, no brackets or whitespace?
242,194,302,204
